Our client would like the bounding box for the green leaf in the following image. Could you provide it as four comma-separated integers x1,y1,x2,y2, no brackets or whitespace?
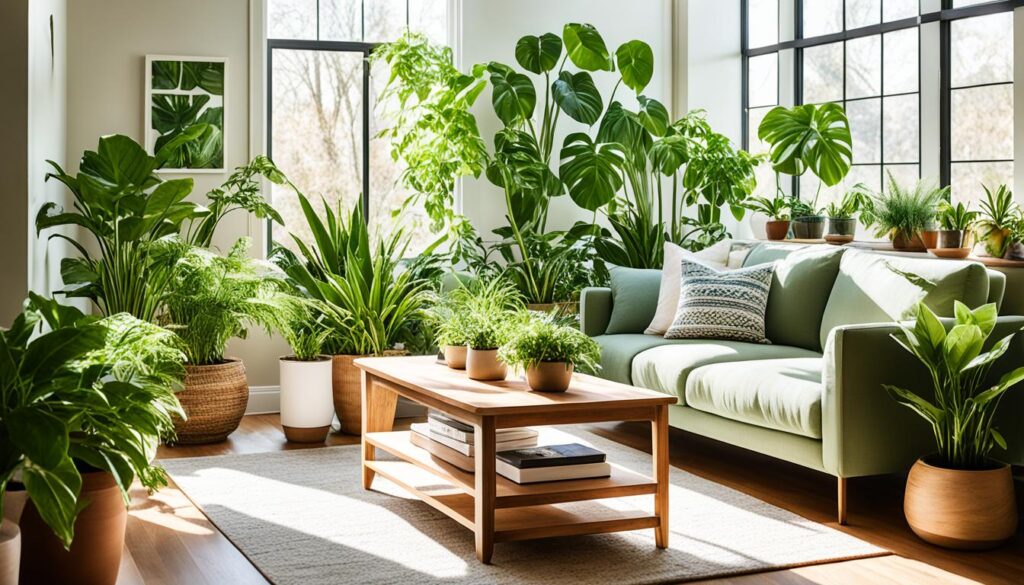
22,456,82,549
992,428,1008,450
21,325,108,385
563,23,614,72
80,134,158,188
514,33,562,74
488,64,536,126
884,384,944,424
151,94,210,135
180,61,224,95
971,302,999,337
151,60,180,90
942,324,984,373
757,103,852,186
913,301,947,356
551,71,603,125
8,408,69,469
559,133,623,211
996,365,1024,393
615,40,654,93
648,134,688,175
637,96,669,137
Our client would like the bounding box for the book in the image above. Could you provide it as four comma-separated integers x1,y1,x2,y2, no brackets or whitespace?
427,417,538,445
409,427,475,472
410,423,537,457
427,411,472,433
496,443,606,469
496,460,612,484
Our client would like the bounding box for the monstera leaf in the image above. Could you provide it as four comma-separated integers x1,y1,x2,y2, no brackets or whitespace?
757,103,853,186
515,33,562,74
180,61,224,95
488,63,536,126
151,60,181,90
151,94,210,135
615,40,654,93
559,133,623,210
563,23,614,72
649,134,689,176
637,96,669,137
552,71,603,125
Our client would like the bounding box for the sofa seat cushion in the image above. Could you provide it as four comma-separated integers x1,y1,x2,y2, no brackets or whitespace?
591,334,694,385
630,341,822,402
685,358,824,439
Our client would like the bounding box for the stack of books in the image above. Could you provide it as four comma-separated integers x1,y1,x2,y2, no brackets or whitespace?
410,412,539,472
495,444,610,484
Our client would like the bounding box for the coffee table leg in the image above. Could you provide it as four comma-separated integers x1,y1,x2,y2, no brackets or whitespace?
652,404,669,549
361,371,398,490
474,416,496,564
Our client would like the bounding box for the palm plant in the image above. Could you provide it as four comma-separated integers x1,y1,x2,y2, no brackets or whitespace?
745,194,790,220
860,173,948,241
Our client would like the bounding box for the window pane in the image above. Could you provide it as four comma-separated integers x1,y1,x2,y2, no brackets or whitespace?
846,0,880,30
882,165,920,192
883,28,918,94
951,84,1014,161
748,0,779,48
320,0,362,41
952,0,998,6
848,99,881,164
803,42,844,103
268,0,317,40
883,0,917,21
951,12,1013,87
749,107,778,197
883,94,919,163
271,49,364,251
846,35,881,99
951,162,1014,205
748,54,778,107
803,0,843,37
364,0,407,42
409,0,447,44
847,164,882,193
799,173,844,210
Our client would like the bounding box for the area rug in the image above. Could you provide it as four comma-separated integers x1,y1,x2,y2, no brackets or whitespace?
159,427,886,584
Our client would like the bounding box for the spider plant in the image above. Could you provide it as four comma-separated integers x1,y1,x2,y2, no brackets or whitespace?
975,184,1021,257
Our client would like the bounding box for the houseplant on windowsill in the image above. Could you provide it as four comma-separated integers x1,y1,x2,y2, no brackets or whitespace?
933,200,978,257
886,301,1024,549
860,173,948,251
164,239,300,444
975,184,1020,258
789,198,827,239
744,194,790,240
825,184,870,239
499,314,601,392
1,294,185,585
278,303,336,443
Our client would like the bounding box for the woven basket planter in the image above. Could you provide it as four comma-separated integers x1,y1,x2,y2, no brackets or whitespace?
173,359,249,444
333,350,407,435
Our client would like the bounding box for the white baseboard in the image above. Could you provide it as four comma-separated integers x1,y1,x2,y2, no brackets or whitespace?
245,386,426,418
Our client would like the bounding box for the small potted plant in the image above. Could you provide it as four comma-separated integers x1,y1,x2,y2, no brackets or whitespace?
435,311,472,369
825,185,869,239
499,315,602,392
1005,218,1024,260
431,277,523,374
466,312,515,381
975,184,1020,258
279,306,336,443
789,197,827,239
860,174,948,251
886,301,1024,550
744,194,790,240
934,201,978,256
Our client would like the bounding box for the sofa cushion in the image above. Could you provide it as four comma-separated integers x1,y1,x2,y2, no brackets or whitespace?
665,259,775,343
631,341,822,402
645,241,731,335
591,334,689,385
685,358,824,439
605,266,662,334
745,244,845,352
818,249,990,349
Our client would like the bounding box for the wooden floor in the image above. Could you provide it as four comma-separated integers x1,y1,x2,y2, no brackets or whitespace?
118,414,1024,585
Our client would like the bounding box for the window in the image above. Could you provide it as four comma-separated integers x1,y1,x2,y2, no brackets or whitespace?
267,0,447,253
744,1,781,198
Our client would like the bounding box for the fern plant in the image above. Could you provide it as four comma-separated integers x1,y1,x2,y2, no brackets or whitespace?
860,173,948,240
499,313,601,374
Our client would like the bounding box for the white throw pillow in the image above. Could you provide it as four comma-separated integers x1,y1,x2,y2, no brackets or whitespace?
644,241,731,335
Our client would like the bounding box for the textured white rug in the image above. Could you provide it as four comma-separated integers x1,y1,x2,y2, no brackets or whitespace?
160,428,885,584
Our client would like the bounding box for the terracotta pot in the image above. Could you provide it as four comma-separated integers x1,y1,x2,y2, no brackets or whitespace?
938,229,965,249
443,345,467,369
19,471,126,585
525,361,574,392
173,358,249,444
280,356,334,443
919,230,940,250
332,354,364,435
791,216,826,239
891,231,926,251
765,220,790,241
904,457,1018,550
0,520,19,585
828,217,857,237
466,348,507,381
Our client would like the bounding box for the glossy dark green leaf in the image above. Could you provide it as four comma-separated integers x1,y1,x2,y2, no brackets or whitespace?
514,33,562,74
637,96,669,137
552,71,603,125
22,456,82,549
8,408,69,469
615,40,654,93
757,103,852,186
648,134,688,175
151,60,180,90
563,23,614,72
559,132,624,210
488,63,536,125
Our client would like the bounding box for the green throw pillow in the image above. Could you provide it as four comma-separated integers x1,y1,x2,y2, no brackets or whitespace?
605,266,662,334
758,245,845,351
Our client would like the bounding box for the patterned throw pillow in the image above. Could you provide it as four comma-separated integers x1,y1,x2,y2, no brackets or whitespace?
664,259,775,343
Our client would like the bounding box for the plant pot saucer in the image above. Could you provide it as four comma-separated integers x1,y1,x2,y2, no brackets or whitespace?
824,234,854,245
928,247,972,259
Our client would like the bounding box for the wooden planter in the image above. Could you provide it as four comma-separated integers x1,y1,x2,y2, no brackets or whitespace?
173,359,249,444
904,457,1018,550
19,471,126,585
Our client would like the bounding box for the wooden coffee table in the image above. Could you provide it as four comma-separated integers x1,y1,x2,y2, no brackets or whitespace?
355,355,676,564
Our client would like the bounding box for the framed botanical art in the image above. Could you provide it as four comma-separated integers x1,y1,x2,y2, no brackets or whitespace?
144,55,227,173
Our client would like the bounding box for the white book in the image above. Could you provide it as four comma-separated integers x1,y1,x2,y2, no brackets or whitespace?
410,423,538,457
496,460,612,484
427,418,538,445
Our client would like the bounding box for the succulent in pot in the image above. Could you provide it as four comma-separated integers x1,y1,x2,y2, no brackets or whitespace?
744,194,790,241
886,301,1024,549
499,314,602,392
278,303,337,443
975,184,1020,258
860,173,948,251
936,201,978,251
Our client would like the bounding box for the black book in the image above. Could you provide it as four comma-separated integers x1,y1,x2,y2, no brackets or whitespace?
496,443,606,469
427,411,473,433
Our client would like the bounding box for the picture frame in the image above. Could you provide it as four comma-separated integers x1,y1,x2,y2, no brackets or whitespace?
144,55,228,173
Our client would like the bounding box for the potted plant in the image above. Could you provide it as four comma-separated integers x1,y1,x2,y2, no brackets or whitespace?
2,294,185,584
744,194,791,240
164,239,301,444
466,312,514,381
975,184,1020,258
825,185,869,238
430,277,523,370
434,311,473,369
1005,217,1024,260
886,300,1024,549
789,198,827,239
860,173,948,251
499,314,601,392
935,201,978,255
278,305,336,443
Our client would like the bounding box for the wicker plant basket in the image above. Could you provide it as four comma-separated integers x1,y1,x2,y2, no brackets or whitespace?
332,350,407,435
172,358,249,444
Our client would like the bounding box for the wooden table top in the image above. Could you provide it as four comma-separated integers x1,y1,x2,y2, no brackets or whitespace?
355,355,676,416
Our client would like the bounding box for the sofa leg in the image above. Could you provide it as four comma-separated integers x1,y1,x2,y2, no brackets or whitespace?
837,477,848,525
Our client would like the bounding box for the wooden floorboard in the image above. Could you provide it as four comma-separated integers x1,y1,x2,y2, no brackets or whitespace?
119,414,1023,585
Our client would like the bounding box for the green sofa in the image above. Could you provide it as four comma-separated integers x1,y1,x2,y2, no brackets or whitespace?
581,243,1024,523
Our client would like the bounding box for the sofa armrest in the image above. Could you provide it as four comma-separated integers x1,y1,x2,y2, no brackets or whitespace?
822,316,1024,478
580,287,612,337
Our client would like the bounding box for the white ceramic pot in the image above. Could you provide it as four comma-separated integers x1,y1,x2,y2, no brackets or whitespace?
0,519,20,585
280,356,335,443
